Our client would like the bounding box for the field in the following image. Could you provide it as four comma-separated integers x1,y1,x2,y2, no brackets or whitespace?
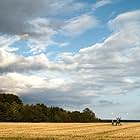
0,123,140,140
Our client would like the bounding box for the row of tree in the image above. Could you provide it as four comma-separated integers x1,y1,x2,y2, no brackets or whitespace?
0,93,99,122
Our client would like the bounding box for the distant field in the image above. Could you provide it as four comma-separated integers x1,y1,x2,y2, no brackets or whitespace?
0,123,140,140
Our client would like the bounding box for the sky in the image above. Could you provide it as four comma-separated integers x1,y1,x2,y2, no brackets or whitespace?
0,0,140,119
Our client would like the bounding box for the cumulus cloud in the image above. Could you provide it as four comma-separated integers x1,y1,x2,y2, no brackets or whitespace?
0,72,95,108
0,0,85,35
0,0,88,53
0,10,140,110
0,46,78,74
108,10,140,33
56,10,140,97
0,72,67,92
71,10,140,95
0,48,50,73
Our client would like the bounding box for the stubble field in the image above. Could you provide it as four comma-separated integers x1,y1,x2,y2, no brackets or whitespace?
0,123,140,140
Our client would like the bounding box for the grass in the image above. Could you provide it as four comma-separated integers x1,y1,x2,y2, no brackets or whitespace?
0,123,140,140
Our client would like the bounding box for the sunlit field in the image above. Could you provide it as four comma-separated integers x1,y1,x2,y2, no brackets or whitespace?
0,123,140,140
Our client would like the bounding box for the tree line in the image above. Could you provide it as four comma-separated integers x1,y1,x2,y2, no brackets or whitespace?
0,93,99,122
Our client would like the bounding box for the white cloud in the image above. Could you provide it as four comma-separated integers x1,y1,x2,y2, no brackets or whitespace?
1,10,140,110
20,13,99,53
24,18,58,54
59,42,70,48
61,14,99,36
92,0,113,10
0,35,21,52
0,73,43,93
0,14,99,54
0,47,77,73
57,10,140,97
0,0,90,54
0,72,69,94
0,49,50,73
108,10,140,32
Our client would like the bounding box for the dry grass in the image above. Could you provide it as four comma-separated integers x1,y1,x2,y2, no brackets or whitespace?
0,123,140,140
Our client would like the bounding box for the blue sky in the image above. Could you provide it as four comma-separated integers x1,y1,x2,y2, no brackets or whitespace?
0,0,140,119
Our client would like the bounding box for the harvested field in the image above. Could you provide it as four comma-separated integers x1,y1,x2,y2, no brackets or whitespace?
0,123,140,140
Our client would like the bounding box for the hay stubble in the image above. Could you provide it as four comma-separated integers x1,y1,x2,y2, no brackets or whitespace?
0,123,140,140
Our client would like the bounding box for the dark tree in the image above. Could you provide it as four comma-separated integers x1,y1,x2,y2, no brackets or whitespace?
0,93,99,122
0,94,22,104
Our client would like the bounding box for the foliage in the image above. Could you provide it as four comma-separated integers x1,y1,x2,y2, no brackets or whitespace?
0,93,99,122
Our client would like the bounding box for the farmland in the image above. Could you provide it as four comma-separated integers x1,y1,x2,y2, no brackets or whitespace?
0,123,140,140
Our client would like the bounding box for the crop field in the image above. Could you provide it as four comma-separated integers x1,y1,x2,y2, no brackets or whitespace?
0,123,140,140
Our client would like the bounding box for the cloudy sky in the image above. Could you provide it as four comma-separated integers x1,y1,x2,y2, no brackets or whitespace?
0,0,140,119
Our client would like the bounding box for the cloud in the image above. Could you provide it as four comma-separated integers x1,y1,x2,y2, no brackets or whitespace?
20,13,99,53
108,9,140,32
0,48,50,73
0,72,69,92
92,0,113,11
0,72,95,108
98,100,120,106
0,73,46,92
26,18,58,53
0,10,140,110
61,14,99,36
0,46,77,74
0,0,85,35
58,10,140,97
0,0,87,54
59,42,70,48
0,35,20,51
